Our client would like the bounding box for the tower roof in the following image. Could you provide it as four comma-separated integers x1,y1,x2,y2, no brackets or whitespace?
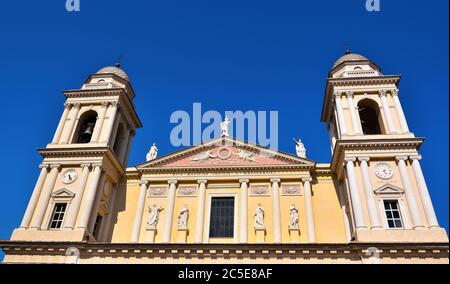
332,51,370,69
96,64,129,81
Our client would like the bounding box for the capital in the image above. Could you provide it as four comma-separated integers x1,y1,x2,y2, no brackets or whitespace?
50,164,62,170
139,180,149,187
409,155,422,161
101,101,109,108
345,91,354,98
91,163,105,171
239,178,249,184
344,157,357,163
395,156,408,162
301,177,313,183
332,91,343,100
358,156,370,162
73,103,81,109
110,101,119,108
270,178,281,183
168,179,178,185
391,88,399,96
197,179,208,185
39,163,50,170
64,102,72,109
378,89,387,97
80,163,92,169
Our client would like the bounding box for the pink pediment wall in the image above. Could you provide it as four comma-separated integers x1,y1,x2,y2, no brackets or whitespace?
157,145,295,167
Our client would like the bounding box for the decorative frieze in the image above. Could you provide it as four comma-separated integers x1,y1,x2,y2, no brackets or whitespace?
177,186,197,197
282,184,302,195
249,184,270,196
147,186,167,198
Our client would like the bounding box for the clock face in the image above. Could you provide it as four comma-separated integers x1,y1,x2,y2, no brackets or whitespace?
375,163,394,180
62,169,78,184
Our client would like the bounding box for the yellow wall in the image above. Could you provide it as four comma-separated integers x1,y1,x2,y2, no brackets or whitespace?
111,173,347,244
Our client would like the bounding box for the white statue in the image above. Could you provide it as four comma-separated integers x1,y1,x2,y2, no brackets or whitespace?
146,143,158,161
221,116,231,137
147,204,163,227
293,138,306,158
177,204,189,229
254,203,265,228
289,204,299,229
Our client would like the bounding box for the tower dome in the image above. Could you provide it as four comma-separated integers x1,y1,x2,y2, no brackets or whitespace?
96,64,129,81
332,50,370,69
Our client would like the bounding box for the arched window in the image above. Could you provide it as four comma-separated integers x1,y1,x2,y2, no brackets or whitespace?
73,110,97,144
358,99,384,135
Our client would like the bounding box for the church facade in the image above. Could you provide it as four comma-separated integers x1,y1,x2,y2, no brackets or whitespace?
1,52,448,264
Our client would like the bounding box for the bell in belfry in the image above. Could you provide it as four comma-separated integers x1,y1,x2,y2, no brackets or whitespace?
79,122,95,143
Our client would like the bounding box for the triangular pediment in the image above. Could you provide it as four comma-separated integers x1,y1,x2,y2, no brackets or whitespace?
51,189,75,198
374,184,404,195
137,137,315,169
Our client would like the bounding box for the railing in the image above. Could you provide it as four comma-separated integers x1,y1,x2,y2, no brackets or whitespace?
343,70,377,77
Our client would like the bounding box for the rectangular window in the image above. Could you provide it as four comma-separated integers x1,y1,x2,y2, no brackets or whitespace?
49,203,67,229
92,215,103,240
209,197,235,238
384,200,403,229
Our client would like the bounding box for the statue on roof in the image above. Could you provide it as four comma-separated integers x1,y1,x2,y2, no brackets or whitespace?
293,138,307,158
146,143,158,161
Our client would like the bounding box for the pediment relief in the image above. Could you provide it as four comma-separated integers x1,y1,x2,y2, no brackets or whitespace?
51,189,75,199
137,137,315,169
374,184,404,196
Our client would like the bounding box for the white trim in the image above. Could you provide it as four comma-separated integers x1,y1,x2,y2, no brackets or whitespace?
203,192,239,244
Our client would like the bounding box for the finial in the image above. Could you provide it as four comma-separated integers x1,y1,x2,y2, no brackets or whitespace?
345,49,351,55
115,54,124,68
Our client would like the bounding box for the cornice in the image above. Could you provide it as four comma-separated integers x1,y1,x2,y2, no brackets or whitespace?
38,147,125,176
330,137,424,173
1,241,447,260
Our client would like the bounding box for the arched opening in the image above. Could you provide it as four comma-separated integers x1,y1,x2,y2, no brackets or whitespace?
73,110,97,144
358,99,384,135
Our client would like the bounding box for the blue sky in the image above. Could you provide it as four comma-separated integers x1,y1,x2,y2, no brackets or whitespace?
0,0,448,249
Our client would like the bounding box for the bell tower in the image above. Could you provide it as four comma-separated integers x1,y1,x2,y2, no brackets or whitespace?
12,64,142,242
321,51,448,242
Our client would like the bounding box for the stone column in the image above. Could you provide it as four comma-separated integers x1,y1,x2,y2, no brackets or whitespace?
333,92,347,135
346,91,362,135
109,111,122,147
410,155,439,228
302,177,316,243
195,179,207,243
77,165,104,230
239,179,249,243
20,164,50,228
379,90,396,134
391,89,410,133
64,164,91,229
344,157,367,229
60,103,81,144
90,102,109,143
131,181,149,242
358,157,382,229
271,178,282,243
102,102,119,144
396,156,425,229
30,164,61,229
162,180,177,243
52,103,71,144
118,128,132,163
